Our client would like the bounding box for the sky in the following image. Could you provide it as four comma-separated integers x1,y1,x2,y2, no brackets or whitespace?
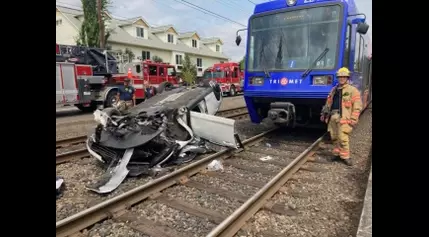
56,0,372,61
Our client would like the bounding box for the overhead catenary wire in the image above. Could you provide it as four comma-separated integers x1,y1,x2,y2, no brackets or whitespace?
56,0,248,59
57,0,248,28
174,0,246,27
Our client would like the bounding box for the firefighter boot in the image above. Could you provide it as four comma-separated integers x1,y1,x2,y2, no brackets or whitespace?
342,158,353,166
331,156,341,162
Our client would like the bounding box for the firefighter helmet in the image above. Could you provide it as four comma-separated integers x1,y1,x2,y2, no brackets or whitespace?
124,78,131,82
336,67,350,77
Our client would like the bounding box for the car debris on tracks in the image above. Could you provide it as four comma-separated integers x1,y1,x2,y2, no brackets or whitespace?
85,81,242,194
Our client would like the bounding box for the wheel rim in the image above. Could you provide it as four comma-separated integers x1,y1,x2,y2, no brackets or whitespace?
110,96,117,105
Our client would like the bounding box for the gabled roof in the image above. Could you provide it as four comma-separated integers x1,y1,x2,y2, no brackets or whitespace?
178,31,201,40
151,25,179,35
55,5,228,59
118,16,150,27
201,37,223,45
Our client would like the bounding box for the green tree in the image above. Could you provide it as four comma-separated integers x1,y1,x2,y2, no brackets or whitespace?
152,55,163,63
75,0,113,48
124,48,135,61
181,54,197,85
239,56,245,70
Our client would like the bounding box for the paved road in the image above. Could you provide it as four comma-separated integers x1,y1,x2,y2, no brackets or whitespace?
56,96,246,124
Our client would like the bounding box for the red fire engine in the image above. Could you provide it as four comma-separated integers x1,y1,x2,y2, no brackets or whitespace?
56,44,106,111
104,60,178,107
203,62,243,97
56,44,179,110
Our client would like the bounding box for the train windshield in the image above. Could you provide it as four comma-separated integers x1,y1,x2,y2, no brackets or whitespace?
248,5,341,72
203,71,225,79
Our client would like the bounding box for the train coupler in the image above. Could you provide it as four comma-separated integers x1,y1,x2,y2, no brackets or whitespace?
267,102,296,127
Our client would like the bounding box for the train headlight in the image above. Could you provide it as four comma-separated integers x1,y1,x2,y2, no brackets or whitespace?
249,77,264,86
312,75,333,86
286,0,297,6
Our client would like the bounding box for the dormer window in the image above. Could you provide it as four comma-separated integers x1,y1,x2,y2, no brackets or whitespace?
192,39,198,48
168,34,174,43
216,45,220,52
136,27,144,38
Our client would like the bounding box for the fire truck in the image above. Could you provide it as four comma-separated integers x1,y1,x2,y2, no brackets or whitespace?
203,62,244,97
56,44,179,111
105,60,178,107
56,44,105,112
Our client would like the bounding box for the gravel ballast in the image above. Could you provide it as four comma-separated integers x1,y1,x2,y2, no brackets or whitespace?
57,98,372,237
84,219,149,237
131,200,217,236
56,157,153,221
244,107,372,237
56,123,95,140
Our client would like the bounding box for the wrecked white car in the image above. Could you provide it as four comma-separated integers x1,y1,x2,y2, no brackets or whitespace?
86,81,241,194
56,176,65,198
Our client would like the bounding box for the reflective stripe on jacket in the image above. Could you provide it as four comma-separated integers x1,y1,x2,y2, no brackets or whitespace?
324,83,363,125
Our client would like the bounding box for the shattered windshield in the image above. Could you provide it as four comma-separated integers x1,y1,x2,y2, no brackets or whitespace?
203,71,225,79
247,5,341,71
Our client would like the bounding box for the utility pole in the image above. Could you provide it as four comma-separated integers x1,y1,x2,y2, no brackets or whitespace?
97,0,105,49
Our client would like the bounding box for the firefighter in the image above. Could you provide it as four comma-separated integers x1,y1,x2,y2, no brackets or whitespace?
144,80,155,99
320,67,362,166
116,78,136,111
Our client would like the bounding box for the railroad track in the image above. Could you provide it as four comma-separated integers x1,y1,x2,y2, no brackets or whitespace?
56,107,248,165
56,127,327,237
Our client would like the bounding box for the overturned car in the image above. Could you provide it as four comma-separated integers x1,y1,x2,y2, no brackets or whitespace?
86,81,241,194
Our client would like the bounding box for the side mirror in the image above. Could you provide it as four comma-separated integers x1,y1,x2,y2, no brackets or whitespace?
235,35,242,46
172,71,176,76
357,22,369,35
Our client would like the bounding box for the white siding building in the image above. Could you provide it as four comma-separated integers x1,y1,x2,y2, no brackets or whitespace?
56,5,229,76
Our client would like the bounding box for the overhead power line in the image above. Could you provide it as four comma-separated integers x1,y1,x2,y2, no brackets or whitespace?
175,0,246,27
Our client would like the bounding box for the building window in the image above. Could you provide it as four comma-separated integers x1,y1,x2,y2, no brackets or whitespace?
197,58,202,67
192,39,198,48
168,34,174,43
136,27,144,38
216,45,220,52
56,19,62,26
175,55,183,65
142,51,150,60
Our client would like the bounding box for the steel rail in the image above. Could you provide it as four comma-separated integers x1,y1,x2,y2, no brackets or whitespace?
225,112,249,120
56,135,87,148
206,134,325,237
56,127,277,237
206,99,373,237
56,148,90,165
216,106,247,114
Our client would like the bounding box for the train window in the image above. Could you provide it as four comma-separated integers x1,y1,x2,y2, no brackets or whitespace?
342,24,352,68
149,66,157,76
354,33,364,72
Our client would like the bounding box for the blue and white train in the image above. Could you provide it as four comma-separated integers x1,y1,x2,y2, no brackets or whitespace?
236,0,372,126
